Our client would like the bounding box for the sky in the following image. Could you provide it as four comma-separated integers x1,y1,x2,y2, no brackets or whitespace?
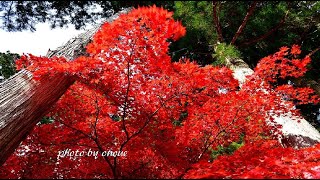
0,2,105,56
0,22,86,56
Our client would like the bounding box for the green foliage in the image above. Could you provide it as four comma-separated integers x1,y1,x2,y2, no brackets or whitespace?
210,137,244,160
0,51,19,80
171,1,320,67
39,116,54,124
170,1,215,64
172,110,188,126
0,1,175,32
174,1,216,44
212,43,242,65
110,114,121,122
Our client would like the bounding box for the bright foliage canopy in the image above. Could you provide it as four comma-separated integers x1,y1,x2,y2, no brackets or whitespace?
1,6,320,179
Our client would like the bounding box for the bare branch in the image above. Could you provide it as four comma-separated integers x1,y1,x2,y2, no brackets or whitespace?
238,10,289,47
58,118,116,177
230,1,257,45
307,46,320,57
57,119,91,139
212,1,224,42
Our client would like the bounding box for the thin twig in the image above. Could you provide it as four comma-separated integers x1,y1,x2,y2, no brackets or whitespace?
307,46,320,57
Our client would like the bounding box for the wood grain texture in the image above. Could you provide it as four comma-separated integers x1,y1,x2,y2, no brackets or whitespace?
0,71,74,165
0,9,130,166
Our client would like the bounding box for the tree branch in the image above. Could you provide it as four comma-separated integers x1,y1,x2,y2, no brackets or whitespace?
118,94,178,154
92,92,100,141
107,94,178,179
58,118,116,178
212,1,224,42
121,51,132,140
178,101,249,179
238,10,289,47
93,137,116,178
230,1,257,45
307,46,320,57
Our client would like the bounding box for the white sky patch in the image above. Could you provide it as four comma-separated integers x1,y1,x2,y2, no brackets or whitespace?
0,2,107,56
0,22,85,56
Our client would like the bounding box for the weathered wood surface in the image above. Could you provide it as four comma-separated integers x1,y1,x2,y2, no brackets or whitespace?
0,71,74,165
0,9,130,166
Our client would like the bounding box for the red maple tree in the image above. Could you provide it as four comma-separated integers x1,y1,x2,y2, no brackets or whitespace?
1,5,319,179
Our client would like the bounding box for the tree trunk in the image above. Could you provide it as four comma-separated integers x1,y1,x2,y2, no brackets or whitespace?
0,9,130,166
224,56,320,148
0,71,74,165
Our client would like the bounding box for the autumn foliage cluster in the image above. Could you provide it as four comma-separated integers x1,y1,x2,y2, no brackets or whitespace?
1,6,320,179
